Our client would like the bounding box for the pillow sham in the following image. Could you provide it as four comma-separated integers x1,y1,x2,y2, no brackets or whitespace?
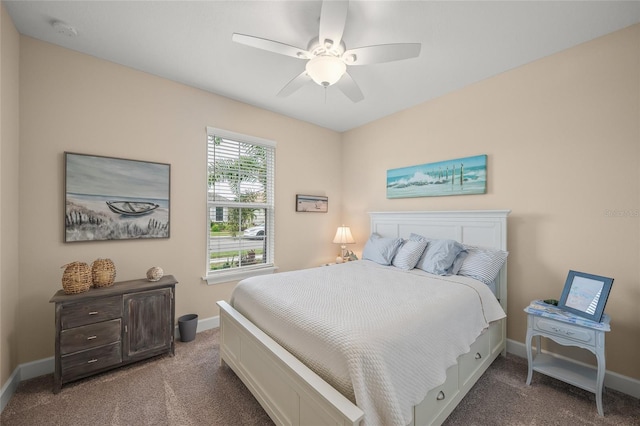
392,238,429,270
362,233,403,266
457,245,509,285
415,238,466,275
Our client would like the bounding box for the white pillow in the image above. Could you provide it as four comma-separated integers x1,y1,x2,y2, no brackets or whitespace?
362,233,403,266
457,245,509,284
392,239,428,270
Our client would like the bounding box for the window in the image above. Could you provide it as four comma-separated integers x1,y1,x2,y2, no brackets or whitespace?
214,207,224,222
205,127,276,284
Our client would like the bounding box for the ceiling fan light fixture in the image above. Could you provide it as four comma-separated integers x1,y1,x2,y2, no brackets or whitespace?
305,55,346,87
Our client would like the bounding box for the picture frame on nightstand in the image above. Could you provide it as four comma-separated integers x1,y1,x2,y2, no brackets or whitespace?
558,270,613,323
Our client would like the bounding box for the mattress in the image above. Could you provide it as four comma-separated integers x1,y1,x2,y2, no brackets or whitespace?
231,260,505,426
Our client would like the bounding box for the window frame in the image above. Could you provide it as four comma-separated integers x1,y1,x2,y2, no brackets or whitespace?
204,127,277,285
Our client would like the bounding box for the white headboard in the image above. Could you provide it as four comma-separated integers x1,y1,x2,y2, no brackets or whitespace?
369,210,510,313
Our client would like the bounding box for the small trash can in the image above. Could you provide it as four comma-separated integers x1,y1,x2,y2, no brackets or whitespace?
178,314,198,342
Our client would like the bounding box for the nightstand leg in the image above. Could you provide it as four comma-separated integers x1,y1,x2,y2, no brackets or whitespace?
595,350,605,416
526,327,534,385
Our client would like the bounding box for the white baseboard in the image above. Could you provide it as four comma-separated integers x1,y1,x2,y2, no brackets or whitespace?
0,368,19,413
1,315,220,413
507,338,640,399
0,356,54,413
3,326,637,414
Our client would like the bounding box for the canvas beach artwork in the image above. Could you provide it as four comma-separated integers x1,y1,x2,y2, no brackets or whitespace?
295,194,328,212
387,154,487,198
65,152,170,242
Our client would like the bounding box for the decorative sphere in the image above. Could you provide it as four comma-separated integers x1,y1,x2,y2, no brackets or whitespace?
336,256,344,264
146,266,164,281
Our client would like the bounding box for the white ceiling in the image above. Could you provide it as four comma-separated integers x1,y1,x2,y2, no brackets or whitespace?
5,1,640,132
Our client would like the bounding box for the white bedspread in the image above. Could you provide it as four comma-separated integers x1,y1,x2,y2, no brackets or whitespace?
231,260,505,426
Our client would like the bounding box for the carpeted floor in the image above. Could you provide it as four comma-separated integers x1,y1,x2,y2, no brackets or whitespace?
2,328,638,425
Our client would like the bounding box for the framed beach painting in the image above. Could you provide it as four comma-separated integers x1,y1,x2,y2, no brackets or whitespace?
64,152,170,242
387,154,487,198
295,194,328,213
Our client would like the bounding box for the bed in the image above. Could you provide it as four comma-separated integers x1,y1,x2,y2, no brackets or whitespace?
217,210,510,426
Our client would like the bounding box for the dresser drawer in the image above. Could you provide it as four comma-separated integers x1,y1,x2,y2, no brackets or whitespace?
60,296,122,329
60,319,121,355
61,342,122,380
534,317,595,344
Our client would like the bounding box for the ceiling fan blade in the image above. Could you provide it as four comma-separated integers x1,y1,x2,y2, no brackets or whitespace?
343,43,421,66
277,71,312,97
232,33,310,59
319,0,349,48
335,72,364,103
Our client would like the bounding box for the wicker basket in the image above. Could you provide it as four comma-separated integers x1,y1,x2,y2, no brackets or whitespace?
61,262,92,295
91,258,116,288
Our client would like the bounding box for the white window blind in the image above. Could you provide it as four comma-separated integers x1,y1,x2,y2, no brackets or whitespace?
206,127,275,282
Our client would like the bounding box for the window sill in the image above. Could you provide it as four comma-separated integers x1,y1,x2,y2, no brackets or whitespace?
203,265,278,285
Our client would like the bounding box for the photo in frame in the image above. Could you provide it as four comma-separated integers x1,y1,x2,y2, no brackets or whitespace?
295,194,328,213
558,270,613,323
65,152,170,242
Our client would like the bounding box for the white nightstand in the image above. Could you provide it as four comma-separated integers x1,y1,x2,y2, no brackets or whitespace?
524,300,610,416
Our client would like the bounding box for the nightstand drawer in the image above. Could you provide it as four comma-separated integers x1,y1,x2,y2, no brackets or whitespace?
60,296,122,329
534,317,594,343
60,319,121,355
61,342,122,380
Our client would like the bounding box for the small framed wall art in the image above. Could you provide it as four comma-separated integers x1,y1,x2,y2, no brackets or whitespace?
295,194,328,213
65,152,170,242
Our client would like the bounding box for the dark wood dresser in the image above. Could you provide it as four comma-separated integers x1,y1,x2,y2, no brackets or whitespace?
49,275,177,393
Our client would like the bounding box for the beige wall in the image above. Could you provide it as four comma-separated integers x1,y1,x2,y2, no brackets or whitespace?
0,3,20,386
342,24,640,380
17,36,342,362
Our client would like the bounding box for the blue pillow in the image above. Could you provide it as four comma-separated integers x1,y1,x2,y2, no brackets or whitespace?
362,233,403,266
415,238,466,275
449,250,469,275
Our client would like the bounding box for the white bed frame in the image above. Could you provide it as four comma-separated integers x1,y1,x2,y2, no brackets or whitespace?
217,210,510,426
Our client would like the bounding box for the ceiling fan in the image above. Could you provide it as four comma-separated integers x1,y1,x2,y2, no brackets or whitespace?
232,0,421,102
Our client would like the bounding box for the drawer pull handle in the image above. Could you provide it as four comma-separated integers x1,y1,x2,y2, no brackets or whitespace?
475,352,482,360
436,391,445,401
87,359,98,364
551,326,575,336
87,336,97,340
88,311,99,316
